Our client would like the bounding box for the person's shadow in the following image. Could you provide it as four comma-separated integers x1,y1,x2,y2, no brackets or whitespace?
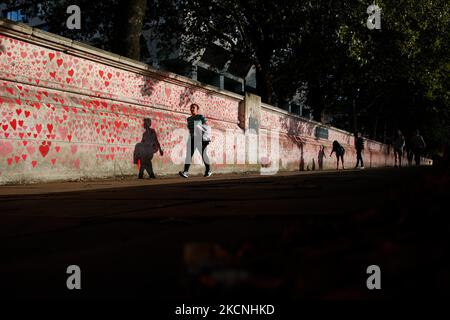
133,118,163,179
318,146,326,170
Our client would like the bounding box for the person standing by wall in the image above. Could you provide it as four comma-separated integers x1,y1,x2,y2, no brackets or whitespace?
330,141,345,170
179,103,212,178
410,129,426,166
393,129,406,168
355,132,365,169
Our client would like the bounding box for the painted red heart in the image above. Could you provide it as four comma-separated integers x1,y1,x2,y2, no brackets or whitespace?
10,119,17,130
48,53,55,61
32,160,37,168
56,59,63,67
68,69,74,77
39,144,50,157
36,124,42,134
99,70,104,77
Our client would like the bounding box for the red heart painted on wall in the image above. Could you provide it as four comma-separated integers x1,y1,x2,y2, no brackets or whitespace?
36,124,42,134
32,161,37,168
10,119,17,130
48,53,55,61
68,69,74,77
56,59,63,67
99,70,104,77
39,143,50,157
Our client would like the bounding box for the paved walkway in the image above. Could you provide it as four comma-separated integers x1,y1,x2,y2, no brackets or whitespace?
0,168,360,195
0,166,448,301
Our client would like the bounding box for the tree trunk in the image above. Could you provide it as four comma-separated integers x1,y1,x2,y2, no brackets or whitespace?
112,0,147,60
372,116,378,140
309,84,325,123
352,97,358,135
255,66,273,104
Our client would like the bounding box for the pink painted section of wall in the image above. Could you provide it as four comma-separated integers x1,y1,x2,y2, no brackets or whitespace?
0,29,244,183
260,105,406,170
0,21,413,184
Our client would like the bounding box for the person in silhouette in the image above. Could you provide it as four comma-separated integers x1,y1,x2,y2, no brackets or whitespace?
133,118,163,179
355,132,365,168
330,140,345,170
410,129,426,166
393,129,406,167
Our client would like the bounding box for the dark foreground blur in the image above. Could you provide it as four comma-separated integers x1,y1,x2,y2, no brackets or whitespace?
0,166,449,301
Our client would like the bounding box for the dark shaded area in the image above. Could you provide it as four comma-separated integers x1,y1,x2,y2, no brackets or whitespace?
0,167,449,301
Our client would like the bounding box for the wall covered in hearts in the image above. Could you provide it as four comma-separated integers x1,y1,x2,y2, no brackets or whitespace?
0,20,403,184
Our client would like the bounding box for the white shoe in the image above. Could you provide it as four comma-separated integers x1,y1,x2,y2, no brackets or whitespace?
179,171,189,178
204,171,212,177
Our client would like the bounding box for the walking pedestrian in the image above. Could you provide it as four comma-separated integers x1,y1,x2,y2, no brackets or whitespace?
355,132,365,168
393,129,406,167
179,103,212,178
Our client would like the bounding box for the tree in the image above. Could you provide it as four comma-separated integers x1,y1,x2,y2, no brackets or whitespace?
153,0,306,104
8,0,148,60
